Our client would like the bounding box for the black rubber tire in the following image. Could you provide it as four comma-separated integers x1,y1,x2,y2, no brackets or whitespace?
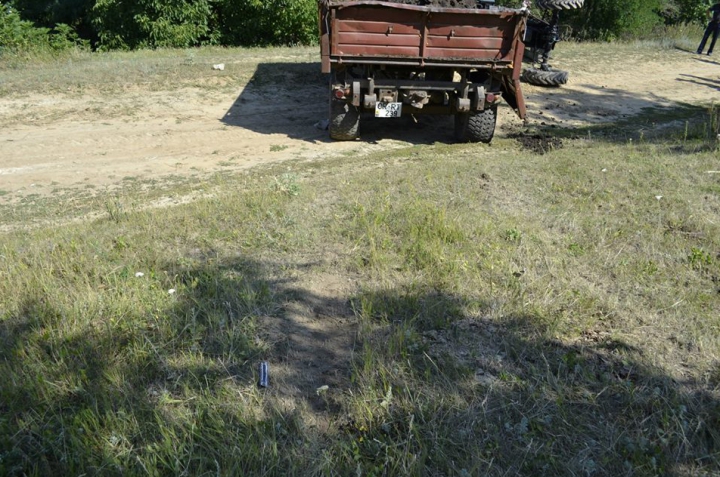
521,67,569,87
329,98,359,141
535,0,584,10
454,106,497,143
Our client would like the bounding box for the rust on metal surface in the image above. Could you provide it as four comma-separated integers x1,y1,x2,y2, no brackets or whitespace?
360,78,487,90
321,34,331,72
510,12,526,81
327,0,517,17
419,13,428,66
329,3,522,64
500,75,526,119
319,2,331,73
352,81,361,107
327,58,512,68
318,0,529,120
513,78,526,119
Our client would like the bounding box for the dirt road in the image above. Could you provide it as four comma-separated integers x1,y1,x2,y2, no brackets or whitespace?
1,46,718,202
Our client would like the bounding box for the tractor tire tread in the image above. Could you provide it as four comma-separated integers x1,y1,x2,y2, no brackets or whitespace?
455,107,497,143
329,99,360,141
521,67,569,87
535,0,584,10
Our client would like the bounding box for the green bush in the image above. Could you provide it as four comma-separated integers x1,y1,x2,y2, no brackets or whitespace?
564,0,665,40
215,0,317,47
1,3,86,55
663,0,713,24
9,0,94,40
6,0,708,53
91,0,218,50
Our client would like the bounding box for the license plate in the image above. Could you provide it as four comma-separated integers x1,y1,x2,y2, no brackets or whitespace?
375,102,402,118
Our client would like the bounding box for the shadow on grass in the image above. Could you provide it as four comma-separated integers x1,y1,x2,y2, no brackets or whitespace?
673,45,698,54
338,287,720,475
0,255,355,475
1,259,718,475
510,98,717,154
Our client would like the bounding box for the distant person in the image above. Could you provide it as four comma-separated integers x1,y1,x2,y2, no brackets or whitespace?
697,2,720,55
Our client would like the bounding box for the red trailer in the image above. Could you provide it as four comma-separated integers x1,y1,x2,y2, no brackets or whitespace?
319,0,528,142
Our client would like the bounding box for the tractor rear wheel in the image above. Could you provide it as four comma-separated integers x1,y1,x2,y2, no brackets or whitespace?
454,106,497,143
329,97,360,141
521,67,569,87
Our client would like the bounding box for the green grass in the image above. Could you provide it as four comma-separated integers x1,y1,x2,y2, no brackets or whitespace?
0,45,323,128
1,41,720,475
0,46,319,98
2,115,720,475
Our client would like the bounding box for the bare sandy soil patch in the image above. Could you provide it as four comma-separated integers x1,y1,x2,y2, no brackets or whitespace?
1,46,718,201
519,48,720,128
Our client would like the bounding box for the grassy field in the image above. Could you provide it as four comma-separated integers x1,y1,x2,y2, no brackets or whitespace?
1,42,720,475
0,45,314,94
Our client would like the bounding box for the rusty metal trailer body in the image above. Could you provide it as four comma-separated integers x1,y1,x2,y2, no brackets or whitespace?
319,0,528,142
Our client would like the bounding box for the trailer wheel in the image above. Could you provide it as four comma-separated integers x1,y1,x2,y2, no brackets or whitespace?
329,98,359,141
521,67,569,87
535,0,584,10
455,106,497,144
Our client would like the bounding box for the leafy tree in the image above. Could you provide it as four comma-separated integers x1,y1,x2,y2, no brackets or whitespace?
91,0,218,50
214,0,317,46
664,0,713,24
9,0,92,26
6,0,710,53
1,3,86,54
563,0,665,39
8,0,95,41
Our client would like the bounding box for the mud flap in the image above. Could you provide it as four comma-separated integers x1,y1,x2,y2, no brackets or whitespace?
501,75,526,120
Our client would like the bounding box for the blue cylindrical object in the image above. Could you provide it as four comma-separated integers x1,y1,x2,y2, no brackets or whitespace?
259,361,269,388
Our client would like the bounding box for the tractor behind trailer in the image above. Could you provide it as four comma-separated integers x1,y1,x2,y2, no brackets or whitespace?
318,0,529,143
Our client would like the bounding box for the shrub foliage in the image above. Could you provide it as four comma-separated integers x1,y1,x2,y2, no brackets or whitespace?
564,0,666,40
5,0,318,51
1,3,87,55
91,0,217,50
215,0,318,47
1,0,717,63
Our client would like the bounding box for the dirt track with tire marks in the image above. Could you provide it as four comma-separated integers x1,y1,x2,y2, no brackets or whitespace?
0,48,718,202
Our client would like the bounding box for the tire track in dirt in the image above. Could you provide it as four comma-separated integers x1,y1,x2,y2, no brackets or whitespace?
1,48,718,201
520,51,720,127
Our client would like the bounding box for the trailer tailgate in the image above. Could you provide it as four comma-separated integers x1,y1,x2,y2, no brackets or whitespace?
321,1,526,68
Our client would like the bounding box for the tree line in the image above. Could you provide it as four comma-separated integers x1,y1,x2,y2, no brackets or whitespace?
0,0,715,54
1,0,318,53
